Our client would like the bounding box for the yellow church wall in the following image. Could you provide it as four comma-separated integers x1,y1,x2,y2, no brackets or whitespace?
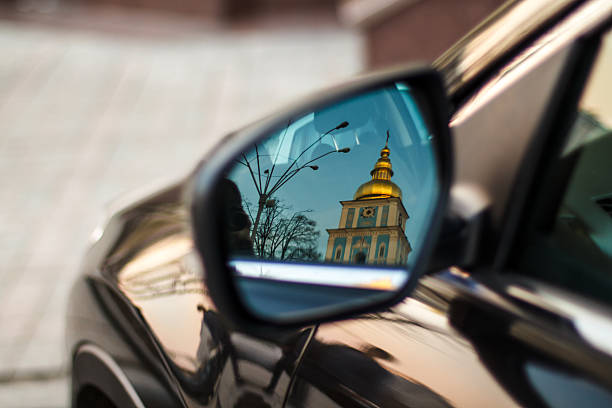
325,237,335,260
388,203,399,228
343,237,352,262
367,233,377,264
387,233,398,262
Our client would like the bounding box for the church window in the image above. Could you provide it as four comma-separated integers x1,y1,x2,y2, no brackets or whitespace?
335,248,342,260
379,245,385,258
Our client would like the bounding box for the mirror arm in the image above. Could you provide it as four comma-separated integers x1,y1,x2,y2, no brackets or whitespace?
428,184,491,272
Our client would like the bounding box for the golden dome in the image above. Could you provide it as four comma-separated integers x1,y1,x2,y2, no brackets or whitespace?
353,179,402,200
354,140,402,200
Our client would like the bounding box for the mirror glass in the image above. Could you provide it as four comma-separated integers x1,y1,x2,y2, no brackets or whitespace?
217,82,441,321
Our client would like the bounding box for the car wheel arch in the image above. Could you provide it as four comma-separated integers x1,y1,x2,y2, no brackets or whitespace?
71,343,146,408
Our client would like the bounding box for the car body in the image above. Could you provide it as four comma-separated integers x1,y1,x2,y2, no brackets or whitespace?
66,0,612,407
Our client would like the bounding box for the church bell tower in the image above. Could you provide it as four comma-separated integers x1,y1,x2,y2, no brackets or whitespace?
325,137,411,265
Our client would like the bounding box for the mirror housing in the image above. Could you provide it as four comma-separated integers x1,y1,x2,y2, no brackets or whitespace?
191,65,452,327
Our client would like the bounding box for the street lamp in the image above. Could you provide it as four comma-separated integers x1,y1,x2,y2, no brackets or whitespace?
238,121,350,241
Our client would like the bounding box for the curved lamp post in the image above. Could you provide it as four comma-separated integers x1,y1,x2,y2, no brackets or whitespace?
238,121,350,241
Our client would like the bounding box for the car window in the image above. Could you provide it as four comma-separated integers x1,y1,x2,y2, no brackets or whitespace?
513,29,612,306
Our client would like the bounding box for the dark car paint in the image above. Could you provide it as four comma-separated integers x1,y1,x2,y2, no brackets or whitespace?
286,270,612,408
66,0,612,407
284,2,612,407
67,182,316,407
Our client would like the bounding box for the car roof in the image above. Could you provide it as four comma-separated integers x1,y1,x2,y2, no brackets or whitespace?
434,0,583,99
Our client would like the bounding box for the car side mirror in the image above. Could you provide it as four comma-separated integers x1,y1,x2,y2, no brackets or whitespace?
191,66,452,326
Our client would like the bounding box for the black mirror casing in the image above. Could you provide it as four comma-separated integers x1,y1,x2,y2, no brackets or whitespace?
191,65,453,329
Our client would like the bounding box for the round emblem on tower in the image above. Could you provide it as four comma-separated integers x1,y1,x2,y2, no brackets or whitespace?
363,207,375,218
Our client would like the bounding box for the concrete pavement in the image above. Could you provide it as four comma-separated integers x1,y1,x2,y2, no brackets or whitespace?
0,9,362,406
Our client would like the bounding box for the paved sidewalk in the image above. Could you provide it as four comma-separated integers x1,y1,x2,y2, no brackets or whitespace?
0,377,68,408
0,10,362,406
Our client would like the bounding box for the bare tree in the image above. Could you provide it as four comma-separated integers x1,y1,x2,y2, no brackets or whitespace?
236,120,350,242
244,200,321,261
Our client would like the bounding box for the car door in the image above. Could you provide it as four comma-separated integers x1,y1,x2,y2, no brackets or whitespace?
490,24,612,408
87,181,316,408
285,4,612,408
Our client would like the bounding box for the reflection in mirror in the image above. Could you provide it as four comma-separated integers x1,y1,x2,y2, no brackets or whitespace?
218,82,441,320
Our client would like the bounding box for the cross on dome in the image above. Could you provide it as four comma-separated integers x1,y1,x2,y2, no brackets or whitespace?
353,131,402,200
